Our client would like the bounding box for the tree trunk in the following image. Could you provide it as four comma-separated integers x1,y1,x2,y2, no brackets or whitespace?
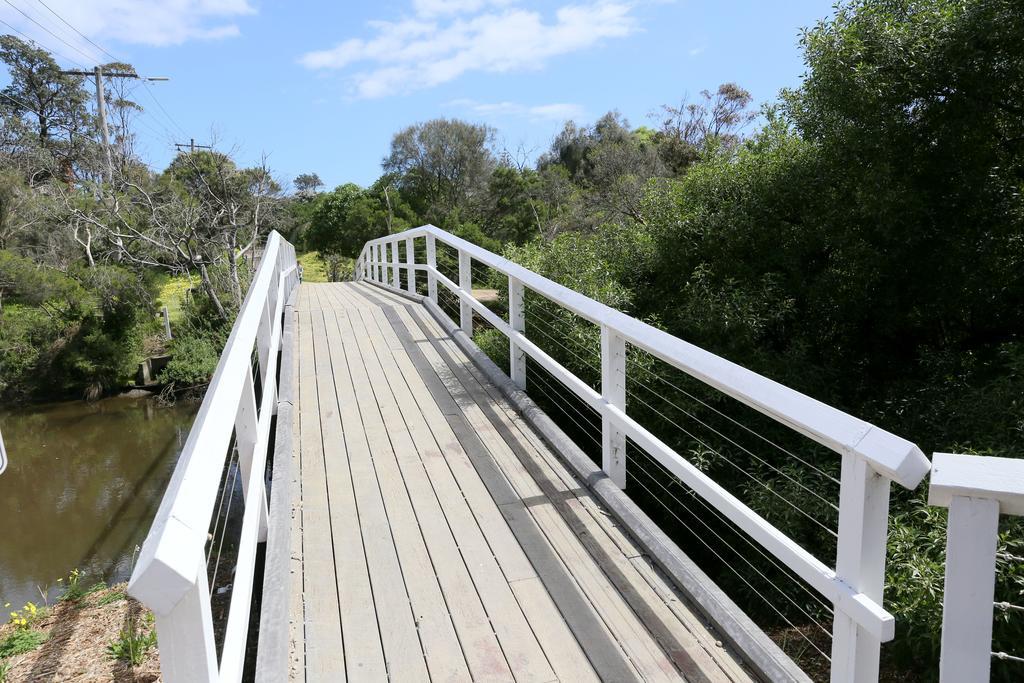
197,261,229,321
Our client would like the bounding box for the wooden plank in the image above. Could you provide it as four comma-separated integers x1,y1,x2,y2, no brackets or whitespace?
323,286,514,682
419,289,797,682
322,285,462,681
509,576,601,683
412,304,644,562
318,295,428,682
410,303,753,682
309,287,387,681
296,286,346,682
387,305,684,683
289,285,306,682
631,558,754,683
373,303,677,681
354,303,555,682
255,288,299,683
411,305,741,679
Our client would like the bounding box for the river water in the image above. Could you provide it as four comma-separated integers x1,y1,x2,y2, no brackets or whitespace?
0,396,197,609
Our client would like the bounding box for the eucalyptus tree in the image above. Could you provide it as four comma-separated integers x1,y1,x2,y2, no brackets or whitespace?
0,35,92,182
383,118,497,224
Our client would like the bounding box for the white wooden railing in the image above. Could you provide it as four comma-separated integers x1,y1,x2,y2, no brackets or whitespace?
0,426,7,475
357,225,932,683
128,231,299,683
929,452,1024,682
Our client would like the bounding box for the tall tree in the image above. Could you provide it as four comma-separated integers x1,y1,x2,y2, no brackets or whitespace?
0,35,91,180
382,118,496,224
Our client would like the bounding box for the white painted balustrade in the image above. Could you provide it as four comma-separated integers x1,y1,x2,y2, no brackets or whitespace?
929,452,1024,682
128,231,299,683
357,225,933,683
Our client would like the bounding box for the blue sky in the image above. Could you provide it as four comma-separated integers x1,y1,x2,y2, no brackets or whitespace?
1,0,834,189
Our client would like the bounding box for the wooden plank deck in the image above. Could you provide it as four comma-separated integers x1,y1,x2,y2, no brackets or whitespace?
286,281,754,683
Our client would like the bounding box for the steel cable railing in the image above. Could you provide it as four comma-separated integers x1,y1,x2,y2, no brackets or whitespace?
357,224,932,682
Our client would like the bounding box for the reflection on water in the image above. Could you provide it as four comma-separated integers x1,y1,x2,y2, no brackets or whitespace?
0,396,197,608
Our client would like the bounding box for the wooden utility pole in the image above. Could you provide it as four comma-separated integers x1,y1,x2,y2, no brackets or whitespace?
59,69,169,182
94,66,112,182
175,139,212,154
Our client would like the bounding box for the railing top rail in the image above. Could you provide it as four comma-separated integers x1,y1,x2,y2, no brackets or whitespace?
364,225,929,489
929,452,1024,515
129,230,295,615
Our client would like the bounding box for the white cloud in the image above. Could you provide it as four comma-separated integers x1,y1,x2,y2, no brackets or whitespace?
448,98,584,122
300,1,638,98
412,0,515,17
0,0,254,62
688,46,705,56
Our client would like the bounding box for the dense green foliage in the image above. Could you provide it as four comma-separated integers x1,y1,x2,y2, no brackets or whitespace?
469,1,1024,676
0,35,279,400
0,251,157,399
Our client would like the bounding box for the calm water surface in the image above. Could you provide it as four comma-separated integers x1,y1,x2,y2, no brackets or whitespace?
0,396,197,608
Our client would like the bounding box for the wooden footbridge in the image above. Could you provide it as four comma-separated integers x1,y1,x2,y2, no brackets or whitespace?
128,227,1024,682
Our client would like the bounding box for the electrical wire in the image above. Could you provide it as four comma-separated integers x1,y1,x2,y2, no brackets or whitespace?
20,0,190,139
3,0,97,65
0,16,85,68
31,0,119,62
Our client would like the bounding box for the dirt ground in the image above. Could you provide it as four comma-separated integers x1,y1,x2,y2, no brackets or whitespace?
0,585,159,682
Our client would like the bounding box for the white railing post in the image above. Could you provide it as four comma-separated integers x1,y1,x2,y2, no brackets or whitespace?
151,555,218,683
509,276,526,389
600,326,626,488
391,240,400,288
830,453,890,683
928,452,1024,683
405,237,416,293
426,234,438,304
939,495,999,682
458,249,472,336
236,367,269,542
376,243,384,282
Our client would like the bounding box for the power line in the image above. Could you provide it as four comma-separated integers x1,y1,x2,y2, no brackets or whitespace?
0,16,85,68
3,0,98,65
22,0,189,139
30,0,119,63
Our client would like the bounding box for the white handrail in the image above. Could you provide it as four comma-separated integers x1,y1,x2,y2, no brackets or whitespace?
128,231,299,683
357,224,932,682
929,452,1024,682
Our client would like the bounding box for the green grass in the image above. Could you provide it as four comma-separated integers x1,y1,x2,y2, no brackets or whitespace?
107,615,156,667
297,251,328,283
96,590,127,607
0,629,47,658
153,272,198,324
